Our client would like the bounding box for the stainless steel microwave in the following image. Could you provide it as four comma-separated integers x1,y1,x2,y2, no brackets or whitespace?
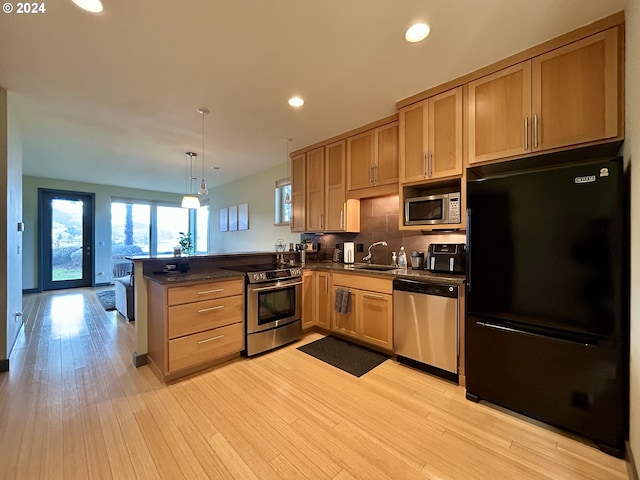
404,192,461,225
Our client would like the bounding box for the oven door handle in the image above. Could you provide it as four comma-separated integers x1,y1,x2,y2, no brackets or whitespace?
251,280,303,292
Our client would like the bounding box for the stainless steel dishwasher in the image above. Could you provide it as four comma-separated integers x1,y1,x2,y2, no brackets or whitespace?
393,278,459,381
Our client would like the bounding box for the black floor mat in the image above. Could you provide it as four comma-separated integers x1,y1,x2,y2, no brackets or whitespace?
297,336,389,377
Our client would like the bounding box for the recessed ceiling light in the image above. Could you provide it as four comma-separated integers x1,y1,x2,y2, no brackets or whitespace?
288,97,304,108
405,23,430,43
72,0,103,13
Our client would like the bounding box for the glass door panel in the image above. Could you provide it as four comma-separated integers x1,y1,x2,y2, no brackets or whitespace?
40,189,94,290
51,198,84,281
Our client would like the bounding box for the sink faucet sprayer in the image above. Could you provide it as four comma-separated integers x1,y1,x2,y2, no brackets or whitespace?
363,241,388,264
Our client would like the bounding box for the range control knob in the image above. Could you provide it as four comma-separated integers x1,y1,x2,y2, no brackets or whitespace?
253,273,261,281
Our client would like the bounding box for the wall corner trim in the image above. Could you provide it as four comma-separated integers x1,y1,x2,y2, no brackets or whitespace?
628,441,639,480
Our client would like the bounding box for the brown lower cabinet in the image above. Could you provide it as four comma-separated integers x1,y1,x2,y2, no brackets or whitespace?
331,273,393,351
147,278,245,382
302,270,332,330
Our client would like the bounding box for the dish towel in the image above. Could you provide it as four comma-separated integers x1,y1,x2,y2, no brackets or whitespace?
334,288,351,314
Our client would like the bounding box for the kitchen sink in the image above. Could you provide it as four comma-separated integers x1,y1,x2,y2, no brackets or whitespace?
354,264,398,271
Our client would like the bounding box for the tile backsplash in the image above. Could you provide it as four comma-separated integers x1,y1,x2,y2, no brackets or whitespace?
311,195,465,265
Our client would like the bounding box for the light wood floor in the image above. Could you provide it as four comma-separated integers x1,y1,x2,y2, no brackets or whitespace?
0,288,630,480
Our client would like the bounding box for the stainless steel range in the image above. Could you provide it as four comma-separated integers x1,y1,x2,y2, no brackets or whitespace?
225,264,302,356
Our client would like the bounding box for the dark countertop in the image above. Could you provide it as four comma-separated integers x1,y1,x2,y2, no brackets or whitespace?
144,268,245,286
143,260,466,286
304,261,466,285
128,251,278,262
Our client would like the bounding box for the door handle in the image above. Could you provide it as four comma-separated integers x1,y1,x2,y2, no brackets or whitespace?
198,334,224,345
422,151,427,177
197,305,224,313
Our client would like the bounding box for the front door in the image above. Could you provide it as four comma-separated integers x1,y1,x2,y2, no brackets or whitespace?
39,189,95,291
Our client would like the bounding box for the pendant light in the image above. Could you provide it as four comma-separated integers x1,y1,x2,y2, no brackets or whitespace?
197,107,210,196
284,138,292,204
181,152,200,209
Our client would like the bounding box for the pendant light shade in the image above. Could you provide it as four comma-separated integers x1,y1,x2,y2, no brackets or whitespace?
197,107,209,196
181,195,200,209
182,151,200,209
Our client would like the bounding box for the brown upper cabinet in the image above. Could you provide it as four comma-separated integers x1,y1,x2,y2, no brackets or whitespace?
399,86,463,184
292,142,359,233
347,121,399,196
325,140,360,232
468,27,620,164
290,152,306,233
305,147,325,232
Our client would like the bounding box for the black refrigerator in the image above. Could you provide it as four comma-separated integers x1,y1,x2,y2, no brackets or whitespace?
465,157,628,457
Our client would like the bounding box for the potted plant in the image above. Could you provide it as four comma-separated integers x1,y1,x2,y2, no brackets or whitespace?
177,232,193,255
301,235,314,251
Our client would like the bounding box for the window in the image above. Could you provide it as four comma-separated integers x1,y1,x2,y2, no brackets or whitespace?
156,205,189,255
195,204,209,254
275,178,291,225
111,201,151,259
111,198,210,258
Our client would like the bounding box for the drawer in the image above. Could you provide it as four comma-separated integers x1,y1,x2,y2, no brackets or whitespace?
168,295,243,339
167,279,244,306
332,273,393,294
168,322,244,373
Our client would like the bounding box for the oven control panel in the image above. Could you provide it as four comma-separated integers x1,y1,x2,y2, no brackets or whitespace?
248,268,302,283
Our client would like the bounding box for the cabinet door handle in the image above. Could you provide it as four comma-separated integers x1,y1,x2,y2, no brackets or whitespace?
197,305,224,313
524,117,529,151
363,293,385,299
373,163,378,184
319,213,323,230
340,209,344,229
197,288,224,295
198,334,224,345
534,114,539,149
422,151,427,177
428,151,433,178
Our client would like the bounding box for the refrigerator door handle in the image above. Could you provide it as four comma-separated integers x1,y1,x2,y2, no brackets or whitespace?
476,320,600,346
466,208,472,292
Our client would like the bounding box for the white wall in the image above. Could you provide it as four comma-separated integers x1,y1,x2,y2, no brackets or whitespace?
209,161,299,252
626,0,640,465
1,88,23,362
22,176,183,290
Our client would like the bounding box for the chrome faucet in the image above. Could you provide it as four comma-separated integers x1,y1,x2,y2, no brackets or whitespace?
362,241,388,265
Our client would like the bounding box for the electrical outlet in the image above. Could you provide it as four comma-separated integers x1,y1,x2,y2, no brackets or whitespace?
15,312,23,322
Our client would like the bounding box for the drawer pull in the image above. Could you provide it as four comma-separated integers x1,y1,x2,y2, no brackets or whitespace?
197,305,224,313
363,293,384,299
198,334,224,344
197,288,224,295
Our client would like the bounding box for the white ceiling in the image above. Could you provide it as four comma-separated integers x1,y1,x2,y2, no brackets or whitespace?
0,0,626,194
